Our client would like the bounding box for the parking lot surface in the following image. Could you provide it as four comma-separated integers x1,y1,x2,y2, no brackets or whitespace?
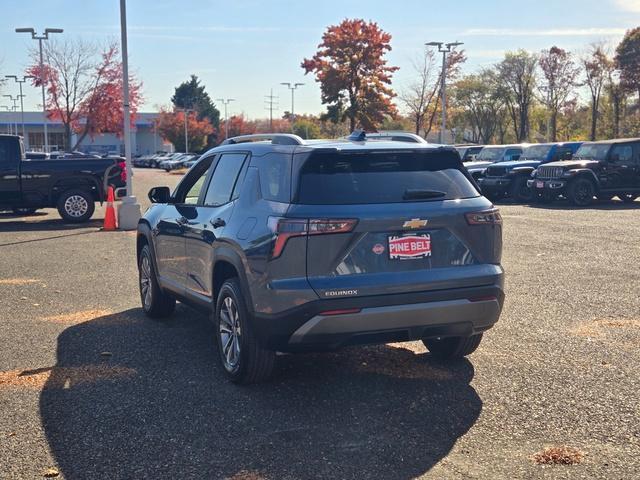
1,168,639,479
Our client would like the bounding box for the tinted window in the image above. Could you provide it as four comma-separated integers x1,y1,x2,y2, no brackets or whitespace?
184,168,210,204
610,144,633,164
256,152,291,203
203,153,247,206
297,151,478,205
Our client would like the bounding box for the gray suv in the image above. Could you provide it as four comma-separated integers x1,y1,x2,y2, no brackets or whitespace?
137,133,505,383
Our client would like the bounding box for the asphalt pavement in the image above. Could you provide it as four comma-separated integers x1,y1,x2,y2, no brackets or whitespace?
0,167,638,479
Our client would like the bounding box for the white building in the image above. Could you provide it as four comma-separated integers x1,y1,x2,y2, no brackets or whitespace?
0,111,170,155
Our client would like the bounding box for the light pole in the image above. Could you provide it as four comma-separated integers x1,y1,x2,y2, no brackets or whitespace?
116,0,141,230
16,27,63,152
425,41,463,144
280,82,304,128
216,98,235,139
1,106,14,134
6,75,34,141
3,95,21,135
177,108,194,153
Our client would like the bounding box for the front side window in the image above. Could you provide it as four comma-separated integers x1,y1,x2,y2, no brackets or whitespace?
609,145,633,164
574,144,610,161
174,155,213,204
203,153,247,206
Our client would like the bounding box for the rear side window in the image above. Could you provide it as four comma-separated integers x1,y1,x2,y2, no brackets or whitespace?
255,152,291,203
296,150,478,205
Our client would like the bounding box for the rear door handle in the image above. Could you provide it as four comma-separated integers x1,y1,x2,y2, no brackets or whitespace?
210,218,226,228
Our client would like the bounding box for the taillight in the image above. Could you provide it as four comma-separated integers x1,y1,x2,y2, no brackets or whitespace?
268,217,357,259
465,208,502,225
118,161,127,182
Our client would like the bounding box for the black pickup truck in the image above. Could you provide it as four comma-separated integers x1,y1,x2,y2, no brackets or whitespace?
0,135,126,222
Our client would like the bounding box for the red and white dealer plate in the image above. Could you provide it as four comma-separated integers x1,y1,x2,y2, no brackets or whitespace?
388,234,432,260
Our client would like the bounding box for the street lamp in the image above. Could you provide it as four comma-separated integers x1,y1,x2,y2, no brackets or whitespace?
5,75,34,141
425,41,463,144
16,27,64,153
177,108,194,153
280,82,304,128
216,98,235,139
3,95,21,135
1,106,15,134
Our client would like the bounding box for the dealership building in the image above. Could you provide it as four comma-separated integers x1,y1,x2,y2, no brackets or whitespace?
0,111,170,155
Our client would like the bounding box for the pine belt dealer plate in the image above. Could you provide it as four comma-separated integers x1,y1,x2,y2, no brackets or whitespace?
388,234,432,260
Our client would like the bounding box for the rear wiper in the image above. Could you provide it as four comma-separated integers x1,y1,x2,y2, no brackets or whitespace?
403,189,446,200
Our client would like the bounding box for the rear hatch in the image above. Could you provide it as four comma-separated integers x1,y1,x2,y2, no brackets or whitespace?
280,147,502,299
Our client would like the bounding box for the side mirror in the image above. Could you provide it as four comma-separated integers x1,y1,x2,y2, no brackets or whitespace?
148,186,171,204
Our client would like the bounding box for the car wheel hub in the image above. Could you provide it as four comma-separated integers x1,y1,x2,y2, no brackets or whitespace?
219,296,241,371
64,195,89,217
140,255,152,309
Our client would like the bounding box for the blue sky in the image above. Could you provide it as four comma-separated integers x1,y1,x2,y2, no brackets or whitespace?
1,0,638,118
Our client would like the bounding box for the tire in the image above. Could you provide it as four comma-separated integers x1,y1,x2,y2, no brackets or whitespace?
484,192,504,202
56,189,95,223
510,176,534,203
214,278,275,384
567,177,595,207
619,193,638,203
138,244,175,318
12,207,38,216
422,334,483,360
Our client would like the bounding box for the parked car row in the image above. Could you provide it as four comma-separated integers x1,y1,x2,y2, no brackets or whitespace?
133,152,200,171
460,139,640,206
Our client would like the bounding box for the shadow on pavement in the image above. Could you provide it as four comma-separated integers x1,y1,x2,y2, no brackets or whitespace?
41,307,482,479
503,199,640,211
0,218,103,233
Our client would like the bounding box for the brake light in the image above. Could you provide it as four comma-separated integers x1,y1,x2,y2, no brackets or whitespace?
118,161,127,182
268,217,357,259
465,209,502,225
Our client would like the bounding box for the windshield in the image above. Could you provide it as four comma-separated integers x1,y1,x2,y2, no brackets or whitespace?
522,144,552,160
475,147,504,162
574,144,610,161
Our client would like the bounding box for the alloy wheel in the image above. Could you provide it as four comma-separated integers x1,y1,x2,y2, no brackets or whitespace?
140,254,152,309
219,296,241,372
64,195,89,217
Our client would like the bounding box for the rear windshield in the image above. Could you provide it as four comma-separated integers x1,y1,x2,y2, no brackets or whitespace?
296,150,479,205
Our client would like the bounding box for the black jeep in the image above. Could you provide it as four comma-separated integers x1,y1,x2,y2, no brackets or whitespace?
528,138,640,206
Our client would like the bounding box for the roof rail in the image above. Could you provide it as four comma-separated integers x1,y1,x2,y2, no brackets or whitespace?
344,130,428,144
221,133,305,146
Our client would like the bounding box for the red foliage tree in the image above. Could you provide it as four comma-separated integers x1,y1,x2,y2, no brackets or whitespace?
302,19,399,131
26,39,143,151
218,114,257,141
155,108,215,152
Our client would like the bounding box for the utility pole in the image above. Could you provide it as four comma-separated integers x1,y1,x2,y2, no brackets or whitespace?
217,98,235,139
16,27,63,152
265,89,278,130
5,75,34,142
425,41,463,144
116,0,141,230
3,95,21,135
177,108,194,153
280,82,304,130
1,106,14,134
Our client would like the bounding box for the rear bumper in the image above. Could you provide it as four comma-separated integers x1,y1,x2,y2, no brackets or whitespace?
251,282,504,352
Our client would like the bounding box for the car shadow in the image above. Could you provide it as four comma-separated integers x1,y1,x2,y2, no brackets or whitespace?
523,199,640,211
40,307,482,479
0,218,103,233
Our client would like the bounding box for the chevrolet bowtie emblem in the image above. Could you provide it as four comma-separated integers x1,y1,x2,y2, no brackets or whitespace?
403,218,428,229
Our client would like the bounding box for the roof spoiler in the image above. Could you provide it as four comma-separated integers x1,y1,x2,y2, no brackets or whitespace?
221,134,305,146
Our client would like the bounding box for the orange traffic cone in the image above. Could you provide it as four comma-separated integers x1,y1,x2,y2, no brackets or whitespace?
103,186,117,231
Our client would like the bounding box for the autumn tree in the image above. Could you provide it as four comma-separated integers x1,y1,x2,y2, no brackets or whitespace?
538,46,581,141
302,19,398,131
172,75,220,146
155,108,215,152
218,114,257,141
292,118,321,139
26,39,142,151
615,27,640,106
496,50,538,142
453,70,505,144
583,44,612,141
